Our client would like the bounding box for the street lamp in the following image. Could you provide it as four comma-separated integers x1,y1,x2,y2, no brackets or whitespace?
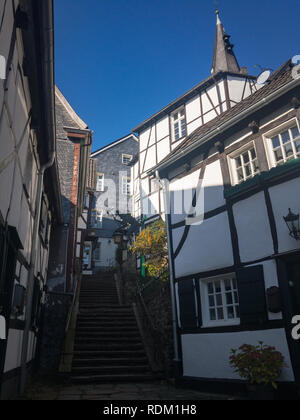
113,230,123,244
284,208,300,240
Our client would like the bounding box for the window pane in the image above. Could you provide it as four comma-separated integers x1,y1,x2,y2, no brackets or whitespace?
215,281,221,293
274,148,283,162
235,156,242,168
234,292,239,304
281,130,290,144
245,164,251,177
243,152,249,164
295,140,300,154
210,309,216,321
272,135,280,149
173,113,178,120
226,293,233,305
208,283,213,294
224,278,231,291
209,295,215,307
227,306,235,319
291,126,300,139
250,148,256,160
237,168,244,182
216,294,222,306
284,143,294,158
217,308,224,320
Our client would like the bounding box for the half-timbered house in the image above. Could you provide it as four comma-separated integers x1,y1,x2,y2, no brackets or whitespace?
0,0,62,398
154,61,300,395
133,11,300,396
132,11,260,226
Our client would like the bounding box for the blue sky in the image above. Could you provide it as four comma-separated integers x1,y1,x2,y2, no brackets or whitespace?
54,0,300,152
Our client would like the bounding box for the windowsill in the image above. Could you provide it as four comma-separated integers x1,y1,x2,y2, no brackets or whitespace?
224,156,300,199
202,319,240,329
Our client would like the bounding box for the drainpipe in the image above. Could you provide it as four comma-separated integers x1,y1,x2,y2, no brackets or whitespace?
19,155,54,394
155,170,181,370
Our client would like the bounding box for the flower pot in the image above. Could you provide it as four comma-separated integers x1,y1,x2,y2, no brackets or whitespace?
246,384,275,400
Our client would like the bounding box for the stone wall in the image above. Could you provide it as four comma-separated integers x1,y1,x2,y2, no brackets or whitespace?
118,254,174,377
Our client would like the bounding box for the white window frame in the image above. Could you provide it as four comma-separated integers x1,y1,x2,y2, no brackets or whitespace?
171,107,187,143
122,176,132,196
264,118,300,169
228,142,260,186
122,153,133,165
199,274,240,328
96,173,104,192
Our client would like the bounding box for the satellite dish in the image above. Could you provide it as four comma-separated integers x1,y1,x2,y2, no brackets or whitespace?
257,69,272,85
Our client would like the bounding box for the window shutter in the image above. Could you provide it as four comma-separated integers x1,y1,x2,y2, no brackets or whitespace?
236,265,268,325
178,279,198,330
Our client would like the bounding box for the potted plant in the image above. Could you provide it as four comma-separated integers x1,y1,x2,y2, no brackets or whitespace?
230,341,287,400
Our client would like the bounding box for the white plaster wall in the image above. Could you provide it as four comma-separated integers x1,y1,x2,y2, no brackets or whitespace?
170,168,201,225
157,137,170,163
269,177,300,254
156,116,169,141
143,145,156,172
233,192,274,263
185,95,200,123
202,160,225,213
187,117,202,136
141,177,149,197
174,212,234,278
4,329,36,373
182,329,294,381
227,76,248,103
203,109,217,124
172,226,185,253
140,127,151,151
95,237,118,269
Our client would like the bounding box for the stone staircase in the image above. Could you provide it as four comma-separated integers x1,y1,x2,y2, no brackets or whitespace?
71,274,155,383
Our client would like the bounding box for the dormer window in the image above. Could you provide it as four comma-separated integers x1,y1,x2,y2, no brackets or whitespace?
171,107,186,142
122,154,133,165
264,121,300,169
229,143,260,185
270,125,300,166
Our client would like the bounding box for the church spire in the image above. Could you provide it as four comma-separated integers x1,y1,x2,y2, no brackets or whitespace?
211,10,240,75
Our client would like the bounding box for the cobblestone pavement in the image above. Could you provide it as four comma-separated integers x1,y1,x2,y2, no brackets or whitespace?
20,378,236,400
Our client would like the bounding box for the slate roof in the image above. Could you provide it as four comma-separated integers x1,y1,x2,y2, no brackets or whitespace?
157,61,295,168
55,86,89,223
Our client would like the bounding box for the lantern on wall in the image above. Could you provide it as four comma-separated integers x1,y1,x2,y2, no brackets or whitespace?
113,230,122,244
283,208,300,240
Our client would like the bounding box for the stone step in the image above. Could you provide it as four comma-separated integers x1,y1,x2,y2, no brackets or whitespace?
73,350,146,358
75,336,142,344
77,316,136,322
76,326,139,333
75,330,140,337
74,343,144,351
71,373,156,384
72,365,151,375
78,311,134,317
72,357,148,367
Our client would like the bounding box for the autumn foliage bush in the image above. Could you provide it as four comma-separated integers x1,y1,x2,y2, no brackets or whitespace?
230,341,287,389
130,220,169,281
